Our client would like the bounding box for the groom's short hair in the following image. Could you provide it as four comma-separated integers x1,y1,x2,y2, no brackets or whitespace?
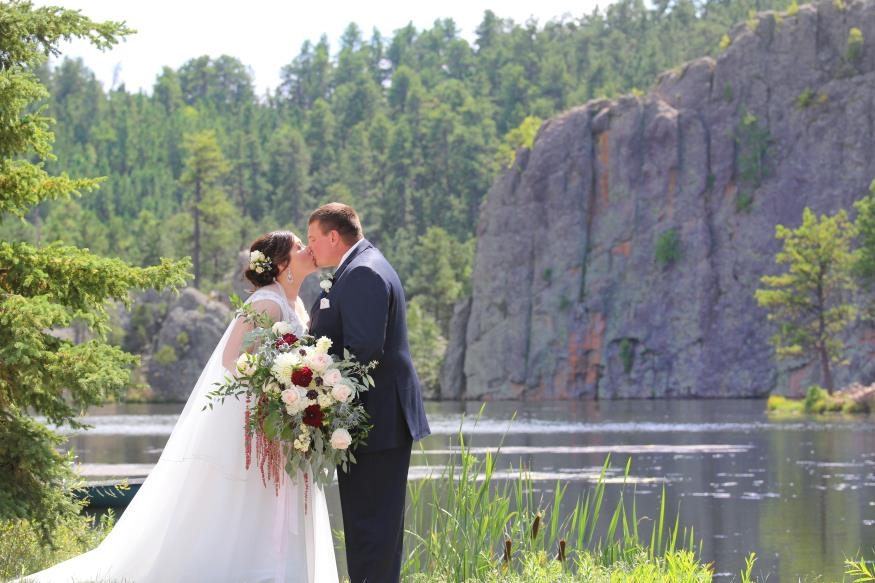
309,202,363,245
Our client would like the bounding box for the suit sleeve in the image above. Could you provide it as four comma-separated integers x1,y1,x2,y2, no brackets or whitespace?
338,266,390,365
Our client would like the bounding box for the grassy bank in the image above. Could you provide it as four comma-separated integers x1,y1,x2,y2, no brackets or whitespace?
400,408,719,581
768,385,870,415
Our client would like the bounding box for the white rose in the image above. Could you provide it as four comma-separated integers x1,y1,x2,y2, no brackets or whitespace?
285,401,305,415
330,381,353,403
272,321,295,336
320,278,333,292
330,428,352,450
235,353,258,376
264,381,281,394
280,388,299,406
271,352,302,386
282,388,307,414
322,368,343,386
305,352,332,373
315,336,333,354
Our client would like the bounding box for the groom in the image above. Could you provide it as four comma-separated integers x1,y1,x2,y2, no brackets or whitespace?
306,202,431,583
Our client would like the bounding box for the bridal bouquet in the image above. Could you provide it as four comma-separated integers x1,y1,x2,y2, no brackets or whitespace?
206,300,376,489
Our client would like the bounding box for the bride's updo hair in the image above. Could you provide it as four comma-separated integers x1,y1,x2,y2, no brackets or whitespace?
244,231,296,288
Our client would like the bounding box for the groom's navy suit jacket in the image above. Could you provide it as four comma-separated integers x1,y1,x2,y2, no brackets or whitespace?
309,239,430,452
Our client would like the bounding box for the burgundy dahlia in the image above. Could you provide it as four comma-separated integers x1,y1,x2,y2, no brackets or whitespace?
275,333,298,349
291,366,313,387
302,404,325,427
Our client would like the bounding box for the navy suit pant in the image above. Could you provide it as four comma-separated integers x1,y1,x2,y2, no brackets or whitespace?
338,444,412,583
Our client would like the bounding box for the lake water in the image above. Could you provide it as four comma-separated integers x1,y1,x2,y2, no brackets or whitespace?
59,399,875,581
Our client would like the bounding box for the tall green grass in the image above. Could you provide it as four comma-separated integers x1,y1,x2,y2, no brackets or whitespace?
846,554,875,581
401,411,711,582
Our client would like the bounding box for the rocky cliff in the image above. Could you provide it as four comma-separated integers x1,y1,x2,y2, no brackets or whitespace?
442,0,875,399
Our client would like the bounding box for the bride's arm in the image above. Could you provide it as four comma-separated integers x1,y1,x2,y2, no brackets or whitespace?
221,299,283,371
295,297,310,329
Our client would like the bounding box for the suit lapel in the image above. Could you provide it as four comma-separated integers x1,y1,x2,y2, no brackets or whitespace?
331,239,371,283
311,240,369,332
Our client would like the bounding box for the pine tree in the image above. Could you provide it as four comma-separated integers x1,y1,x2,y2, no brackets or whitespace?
266,124,311,226
853,180,875,283
407,227,472,335
0,1,189,541
755,208,858,393
179,130,230,288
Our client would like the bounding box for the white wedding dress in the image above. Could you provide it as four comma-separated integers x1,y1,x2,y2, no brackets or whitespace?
20,285,338,583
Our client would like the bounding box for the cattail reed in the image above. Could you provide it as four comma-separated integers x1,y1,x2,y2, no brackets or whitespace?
399,409,708,580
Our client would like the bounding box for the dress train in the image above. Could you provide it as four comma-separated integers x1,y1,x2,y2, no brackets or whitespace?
18,286,338,583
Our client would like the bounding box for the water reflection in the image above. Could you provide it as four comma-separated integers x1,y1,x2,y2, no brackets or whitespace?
59,399,875,581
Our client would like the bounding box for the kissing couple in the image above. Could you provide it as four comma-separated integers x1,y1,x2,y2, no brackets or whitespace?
20,202,432,583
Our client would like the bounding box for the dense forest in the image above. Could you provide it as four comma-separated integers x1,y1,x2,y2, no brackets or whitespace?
2,0,791,386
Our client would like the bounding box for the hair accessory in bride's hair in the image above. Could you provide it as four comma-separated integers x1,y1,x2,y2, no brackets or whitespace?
249,250,273,274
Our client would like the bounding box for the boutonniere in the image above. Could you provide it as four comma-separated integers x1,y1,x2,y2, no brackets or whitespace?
319,272,334,293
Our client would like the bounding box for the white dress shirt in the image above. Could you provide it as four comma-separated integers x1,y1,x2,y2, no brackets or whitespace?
337,238,366,270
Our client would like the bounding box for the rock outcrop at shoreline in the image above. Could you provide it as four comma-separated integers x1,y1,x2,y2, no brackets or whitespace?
120,265,324,402
136,288,232,401
443,0,875,399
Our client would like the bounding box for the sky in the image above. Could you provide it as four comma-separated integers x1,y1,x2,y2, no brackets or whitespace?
35,0,605,96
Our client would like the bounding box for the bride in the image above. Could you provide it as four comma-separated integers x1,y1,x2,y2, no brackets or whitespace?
20,231,338,583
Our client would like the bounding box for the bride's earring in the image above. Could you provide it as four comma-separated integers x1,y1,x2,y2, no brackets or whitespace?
286,270,294,284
